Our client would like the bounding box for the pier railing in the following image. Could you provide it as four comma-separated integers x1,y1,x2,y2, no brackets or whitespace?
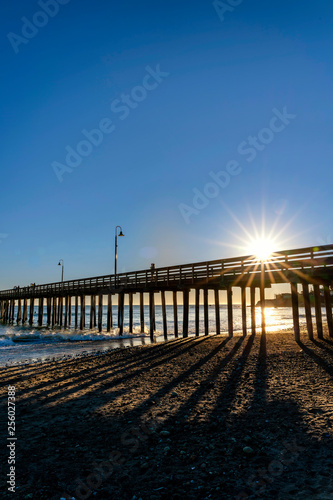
1,244,333,299
1,244,333,342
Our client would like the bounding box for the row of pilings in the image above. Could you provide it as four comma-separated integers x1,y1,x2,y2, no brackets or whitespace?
1,281,333,341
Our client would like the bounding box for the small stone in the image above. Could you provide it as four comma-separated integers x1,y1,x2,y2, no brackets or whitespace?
160,430,170,436
171,392,178,397
243,446,254,454
201,463,207,468
164,446,170,453
140,462,149,469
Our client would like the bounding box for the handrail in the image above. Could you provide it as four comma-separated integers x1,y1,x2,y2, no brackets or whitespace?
1,244,333,298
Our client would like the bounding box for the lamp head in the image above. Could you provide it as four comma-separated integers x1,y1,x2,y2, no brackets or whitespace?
58,261,61,266
119,231,124,237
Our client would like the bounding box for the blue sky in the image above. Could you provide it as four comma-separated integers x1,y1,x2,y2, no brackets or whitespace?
1,0,333,289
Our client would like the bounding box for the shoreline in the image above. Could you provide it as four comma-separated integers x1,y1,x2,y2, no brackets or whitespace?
1,328,333,499
0,325,298,368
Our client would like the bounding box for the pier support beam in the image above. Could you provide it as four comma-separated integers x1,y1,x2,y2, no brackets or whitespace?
140,292,144,333
195,288,200,337
46,297,51,327
227,287,233,338
17,299,22,324
23,298,28,324
98,294,103,333
314,284,323,339
173,291,178,338
260,262,266,335
52,298,56,327
241,286,247,337
93,295,97,328
302,281,313,340
59,297,63,327
119,292,124,335
64,296,68,328
29,298,34,326
161,290,167,340
80,295,86,330
183,288,189,338
149,291,155,341
75,296,78,329
56,297,60,325
129,292,133,334
4,301,9,322
214,288,220,335
204,288,209,335
68,296,71,326
5,301,10,322
90,295,94,329
9,300,13,323
324,285,333,338
107,294,112,332
250,286,256,335
38,297,44,327
291,282,300,342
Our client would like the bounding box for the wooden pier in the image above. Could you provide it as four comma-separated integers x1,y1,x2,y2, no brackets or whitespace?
1,244,333,341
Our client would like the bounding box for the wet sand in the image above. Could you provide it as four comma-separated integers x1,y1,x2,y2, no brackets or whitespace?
1,329,333,499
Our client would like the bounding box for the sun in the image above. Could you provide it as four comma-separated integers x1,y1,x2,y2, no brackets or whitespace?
246,237,276,261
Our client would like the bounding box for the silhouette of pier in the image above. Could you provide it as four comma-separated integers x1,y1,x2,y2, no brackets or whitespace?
1,245,333,341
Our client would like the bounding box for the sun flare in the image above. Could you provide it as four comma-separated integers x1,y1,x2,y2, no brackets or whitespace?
247,237,276,261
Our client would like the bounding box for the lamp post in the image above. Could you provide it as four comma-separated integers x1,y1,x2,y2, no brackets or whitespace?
114,226,124,287
58,259,64,283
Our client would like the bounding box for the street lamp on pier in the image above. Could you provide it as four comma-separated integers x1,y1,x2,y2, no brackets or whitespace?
58,259,64,283
115,226,125,287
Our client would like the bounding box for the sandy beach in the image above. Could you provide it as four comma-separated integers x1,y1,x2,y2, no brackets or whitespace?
1,329,333,499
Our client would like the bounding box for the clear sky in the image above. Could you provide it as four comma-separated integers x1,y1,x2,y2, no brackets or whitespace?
1,0,333,289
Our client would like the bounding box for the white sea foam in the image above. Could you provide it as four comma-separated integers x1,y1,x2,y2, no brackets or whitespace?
0,305,327,366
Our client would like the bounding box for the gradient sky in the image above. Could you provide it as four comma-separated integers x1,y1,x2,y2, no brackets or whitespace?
1,0,333,290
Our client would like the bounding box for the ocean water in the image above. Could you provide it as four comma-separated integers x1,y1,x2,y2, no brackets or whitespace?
0,305,326,366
